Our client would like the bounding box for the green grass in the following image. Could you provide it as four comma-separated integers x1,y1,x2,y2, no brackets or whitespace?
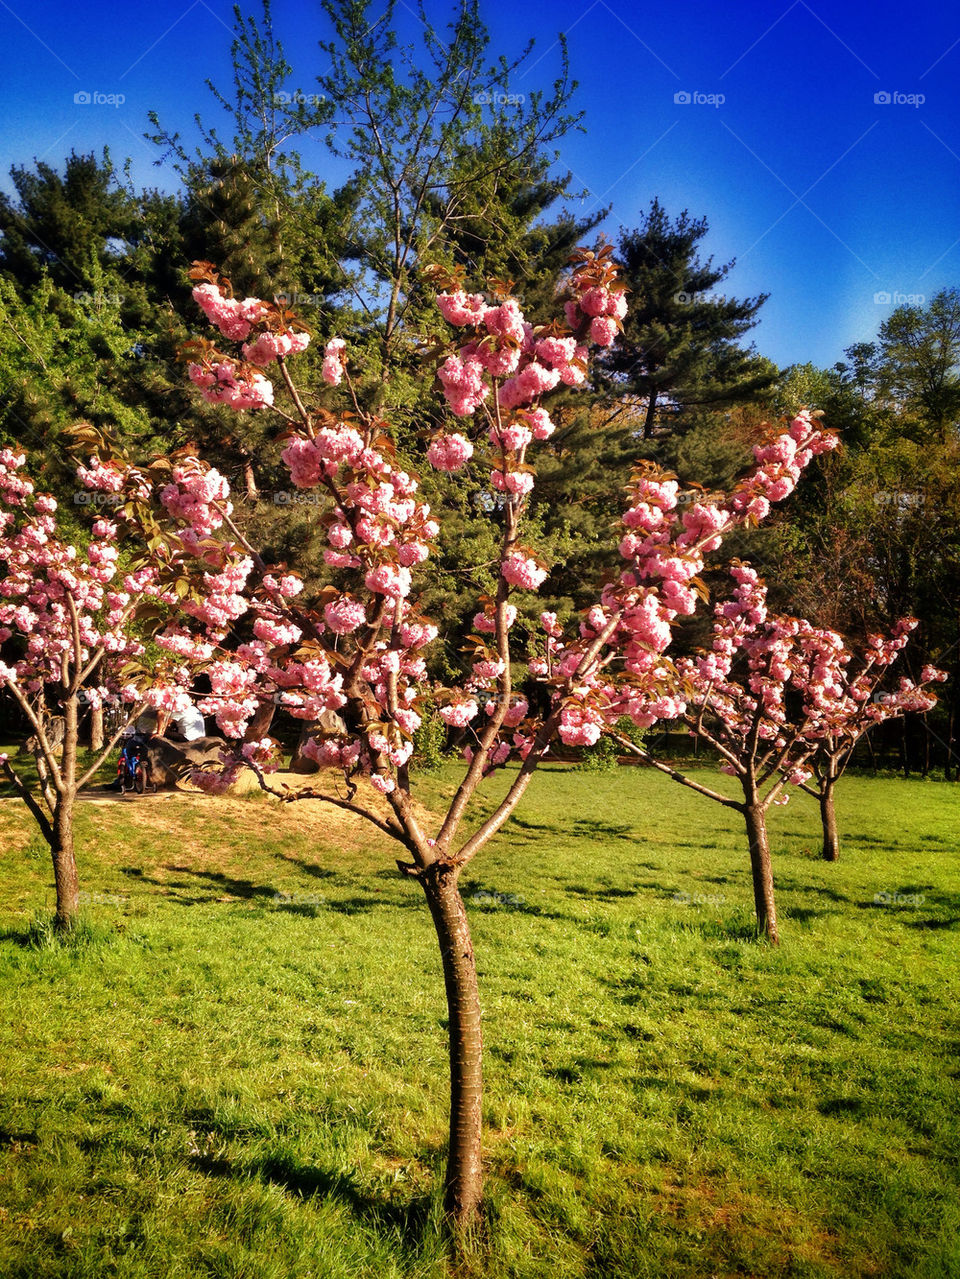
0,763,958,1277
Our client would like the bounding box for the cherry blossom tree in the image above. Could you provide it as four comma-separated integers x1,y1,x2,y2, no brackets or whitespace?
607,567,946,941
0,450,198,929
82,253,841,1232
786,620,947,860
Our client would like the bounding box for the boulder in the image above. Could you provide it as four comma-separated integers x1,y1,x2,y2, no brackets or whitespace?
144,735,228,789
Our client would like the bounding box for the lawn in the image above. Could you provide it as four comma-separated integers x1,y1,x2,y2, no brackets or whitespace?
0,762,958,1277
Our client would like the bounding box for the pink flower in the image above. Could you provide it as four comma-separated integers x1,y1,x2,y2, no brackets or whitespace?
472,658,505,681
324,597,368,634
281,438,323,489
558,704,603,747
520,407,556,440
427,433,474,472
322,337,346,386
439,699,479,727
436,291,487,326
535,336,577,368
578,287,608,318
498,362,561,409
364,563,412,599
242,329,311,366
491,470,534,497
438,355,489,417
482,299,526,344
589,316,618,347
501,553,547,590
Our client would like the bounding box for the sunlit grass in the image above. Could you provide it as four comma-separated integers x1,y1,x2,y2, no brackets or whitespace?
0,762,958,1276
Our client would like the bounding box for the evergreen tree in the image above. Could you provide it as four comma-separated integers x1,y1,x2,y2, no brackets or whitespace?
600,198,774,439
0,150,142,296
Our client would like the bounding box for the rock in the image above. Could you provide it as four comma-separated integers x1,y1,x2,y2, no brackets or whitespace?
144,735,228,789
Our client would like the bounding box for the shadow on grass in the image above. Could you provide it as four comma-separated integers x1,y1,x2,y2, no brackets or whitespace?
119,865,280,906
0,1127,40,1148
775,878,853,906
674,916,763,943
119,864,428,917
570,819,635,839
563,883,637,900
273,854,339,881
784,906,843,924
189,1146,437,1245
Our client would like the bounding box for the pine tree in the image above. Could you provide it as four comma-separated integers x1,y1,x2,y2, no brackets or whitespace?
600,198,775,439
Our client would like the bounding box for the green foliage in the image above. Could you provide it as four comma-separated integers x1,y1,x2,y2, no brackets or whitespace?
575,734,619,772
577,717,647,772
411,704,449,773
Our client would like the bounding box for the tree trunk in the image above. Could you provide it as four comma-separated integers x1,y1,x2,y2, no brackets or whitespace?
820,776,840,862
743,804,779,945
420,861,484,1232
51,799,79,930
642,388,658,439
89,705,104,752
865,730,878,776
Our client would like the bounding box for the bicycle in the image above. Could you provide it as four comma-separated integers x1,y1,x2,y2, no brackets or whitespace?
116,734,157,795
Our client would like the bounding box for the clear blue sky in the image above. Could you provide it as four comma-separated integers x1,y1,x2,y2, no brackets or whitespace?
0,0,957,370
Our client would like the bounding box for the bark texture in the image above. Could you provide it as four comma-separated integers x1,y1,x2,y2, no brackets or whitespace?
744,804,779,945
820,777,840,862
421,862,484,1230
51,801,79,930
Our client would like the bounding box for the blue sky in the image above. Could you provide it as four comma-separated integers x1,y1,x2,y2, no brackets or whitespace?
0,0,957,370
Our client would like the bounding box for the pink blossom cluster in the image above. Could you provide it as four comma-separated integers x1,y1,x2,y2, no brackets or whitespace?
322,338,346,386
501,553,547,591
241,329,310,366
0,453,154,712
503,413,844,769
174,261,880,825
160,461,233,543
439,698,479,728
192,282,269,342
427,432,474,472
188,359,274,410
651,563,950,794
